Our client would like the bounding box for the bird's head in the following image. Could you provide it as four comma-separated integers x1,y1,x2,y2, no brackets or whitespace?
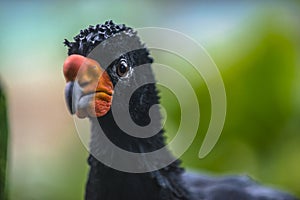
63,20,159,132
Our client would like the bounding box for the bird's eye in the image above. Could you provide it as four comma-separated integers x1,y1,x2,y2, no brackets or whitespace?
116,59,129,77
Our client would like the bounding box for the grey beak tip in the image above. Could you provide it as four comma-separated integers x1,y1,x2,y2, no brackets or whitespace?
65,81,75,114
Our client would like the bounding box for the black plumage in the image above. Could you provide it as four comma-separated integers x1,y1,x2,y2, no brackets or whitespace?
64,20,298,200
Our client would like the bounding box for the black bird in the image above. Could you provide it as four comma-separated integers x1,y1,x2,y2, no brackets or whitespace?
63,20,298,200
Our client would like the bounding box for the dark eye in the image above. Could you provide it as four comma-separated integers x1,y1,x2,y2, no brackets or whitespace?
116,59,129,77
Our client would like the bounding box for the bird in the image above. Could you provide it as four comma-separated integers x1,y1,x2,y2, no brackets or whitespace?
62,20,298,200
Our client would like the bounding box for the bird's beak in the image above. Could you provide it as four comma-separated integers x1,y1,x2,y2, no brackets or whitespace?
63,54,113,118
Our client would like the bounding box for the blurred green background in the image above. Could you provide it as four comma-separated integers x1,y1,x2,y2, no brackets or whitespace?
0,0,299,199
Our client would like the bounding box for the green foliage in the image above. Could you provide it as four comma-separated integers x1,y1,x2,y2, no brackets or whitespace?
161,14,300,195
0,81,8,200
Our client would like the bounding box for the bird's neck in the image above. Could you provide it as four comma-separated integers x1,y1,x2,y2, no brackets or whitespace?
89,83,166,152
86,85,191,199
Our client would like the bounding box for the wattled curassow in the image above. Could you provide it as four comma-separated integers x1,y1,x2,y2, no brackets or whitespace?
62,20,298,200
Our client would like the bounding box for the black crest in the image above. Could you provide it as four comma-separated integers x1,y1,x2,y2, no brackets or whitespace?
64,20,133,56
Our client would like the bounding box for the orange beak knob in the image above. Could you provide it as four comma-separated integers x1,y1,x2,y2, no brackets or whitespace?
63,54,86,82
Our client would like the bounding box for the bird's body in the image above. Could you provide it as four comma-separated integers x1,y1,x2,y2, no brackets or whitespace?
86,155,189,200
63,20,298,200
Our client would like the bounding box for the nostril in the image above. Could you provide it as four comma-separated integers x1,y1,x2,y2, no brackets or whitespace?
63,54,86,82
79,80,91,87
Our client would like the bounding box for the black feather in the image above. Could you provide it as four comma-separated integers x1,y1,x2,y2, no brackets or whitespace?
64,20,133,57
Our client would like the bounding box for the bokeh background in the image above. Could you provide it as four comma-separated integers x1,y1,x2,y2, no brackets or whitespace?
0,0,300,199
